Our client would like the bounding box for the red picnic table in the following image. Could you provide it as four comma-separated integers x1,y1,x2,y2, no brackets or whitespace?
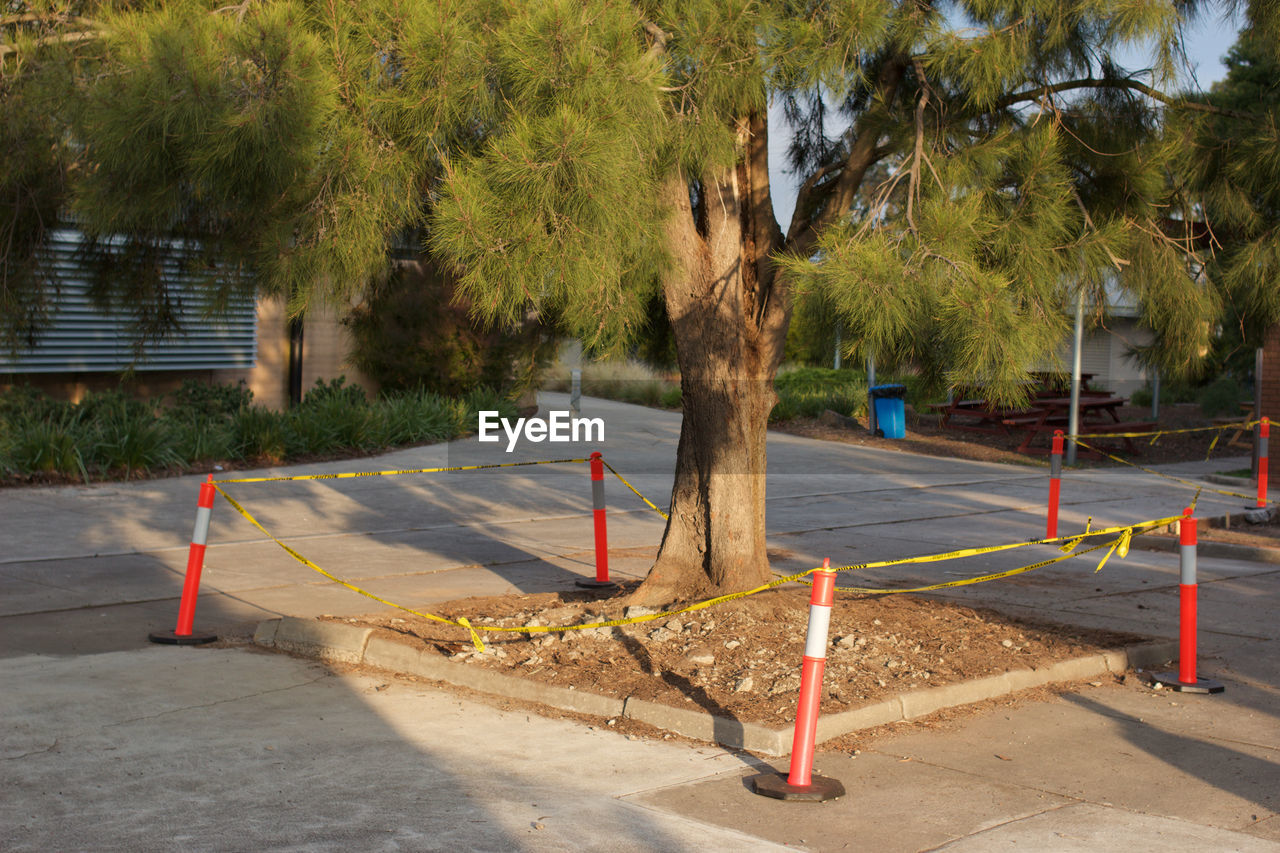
1001,395,1154,455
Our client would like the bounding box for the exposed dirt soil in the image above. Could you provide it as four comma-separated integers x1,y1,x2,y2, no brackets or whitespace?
329,585,1145,728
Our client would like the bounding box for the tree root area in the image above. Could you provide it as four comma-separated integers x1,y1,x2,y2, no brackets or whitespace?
329,588,1143,726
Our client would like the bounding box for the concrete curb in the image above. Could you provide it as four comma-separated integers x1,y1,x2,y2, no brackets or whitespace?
1133,534,1280,565
255,617,1177,757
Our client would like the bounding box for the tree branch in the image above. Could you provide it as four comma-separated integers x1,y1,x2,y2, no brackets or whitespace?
999,77,1255,121
785,55,908,256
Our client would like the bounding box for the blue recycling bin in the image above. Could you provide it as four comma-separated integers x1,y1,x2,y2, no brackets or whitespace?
869,384,907,439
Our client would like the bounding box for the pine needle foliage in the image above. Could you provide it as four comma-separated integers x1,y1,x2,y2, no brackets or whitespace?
7,0,1278,401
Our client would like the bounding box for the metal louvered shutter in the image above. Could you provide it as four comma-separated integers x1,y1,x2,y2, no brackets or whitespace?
0,230,257,374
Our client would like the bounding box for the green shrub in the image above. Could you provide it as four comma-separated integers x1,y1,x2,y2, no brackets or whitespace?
232,407,288,461
1199,376,1247,418
374,391,457,446
346,259,554,396
3,419,91,479
0,385,69,426
171,419,236,462
772,367,869,422
91,407,180,477
299,396,379,453
301,376,367,408
167,379,253,420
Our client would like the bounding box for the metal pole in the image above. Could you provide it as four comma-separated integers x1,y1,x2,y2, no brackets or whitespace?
1253,347,1263,479
1151,368,1161,421
1065,289,1085,466
833,325,842,370
570,368,582,419
867,354,877,434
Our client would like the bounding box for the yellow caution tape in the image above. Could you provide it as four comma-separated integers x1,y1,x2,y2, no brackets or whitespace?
812,513,1182,576
1069,437,1256,501
210,456,1188,652
600,459,670,520
1067,419,1258,441
213,485,465,630
829,535,1119,594
457,617,486,653
214,457,590,485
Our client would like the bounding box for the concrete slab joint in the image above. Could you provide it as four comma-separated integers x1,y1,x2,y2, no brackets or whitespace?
253,618,1180,756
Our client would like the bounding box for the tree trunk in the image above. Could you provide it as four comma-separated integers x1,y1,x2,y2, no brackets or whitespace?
631,116,789,606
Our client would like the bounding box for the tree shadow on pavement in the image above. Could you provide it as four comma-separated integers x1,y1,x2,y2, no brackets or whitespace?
1061,691,1280,813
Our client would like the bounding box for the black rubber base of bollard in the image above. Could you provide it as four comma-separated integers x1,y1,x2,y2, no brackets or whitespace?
574,579,618,590
748,772,845,802
148,630,218,646
1149,671,1225,693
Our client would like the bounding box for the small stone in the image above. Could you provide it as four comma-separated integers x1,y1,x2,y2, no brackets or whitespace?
1153,681,1164,690
819,409,861,430
533,823,545,830
1001,639,1014,648
649,628,676,643
734,676,755,693
724,640,742,650
836,635,858,649
607,718,617,726
624,605,659,619
770,674,802,695
450,651,473,661
664,618,684,632
684,645,715,666
1089,681,1103,687
872,619,882,626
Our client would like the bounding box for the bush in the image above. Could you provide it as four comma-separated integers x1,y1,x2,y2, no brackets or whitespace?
167,379,253,420
91,406,180,477
3,419,91,479
346,259,554,396
171,419,236,462
1199,376,1247,418
772,367,869,422
0,378,514,480
373,390,457,446
232,407,288,462
301,376,367,408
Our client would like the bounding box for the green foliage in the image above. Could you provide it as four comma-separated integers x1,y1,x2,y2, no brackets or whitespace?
92,404,180,477
3,419,91,480
428,0,670,355
346,261,554,396
772,368,869,422
167,380,253,421
0,377,516,480
232,407,288,462
373,391,458,446
301,376,367,409
1198,376,1248,418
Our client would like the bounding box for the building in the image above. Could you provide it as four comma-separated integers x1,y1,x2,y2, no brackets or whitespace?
0,229,372,408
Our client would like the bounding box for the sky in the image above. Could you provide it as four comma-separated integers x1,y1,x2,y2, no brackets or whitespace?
769,10,1249,227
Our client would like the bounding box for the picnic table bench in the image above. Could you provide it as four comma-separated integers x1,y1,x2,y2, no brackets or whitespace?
925,400,1039,432
999,396,1151,454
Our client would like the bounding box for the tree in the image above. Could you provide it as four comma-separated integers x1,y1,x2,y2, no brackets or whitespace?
6,0,1276,604
1179,29,1280,376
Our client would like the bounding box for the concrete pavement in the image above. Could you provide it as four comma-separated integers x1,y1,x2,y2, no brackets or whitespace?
1,392,1277,851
